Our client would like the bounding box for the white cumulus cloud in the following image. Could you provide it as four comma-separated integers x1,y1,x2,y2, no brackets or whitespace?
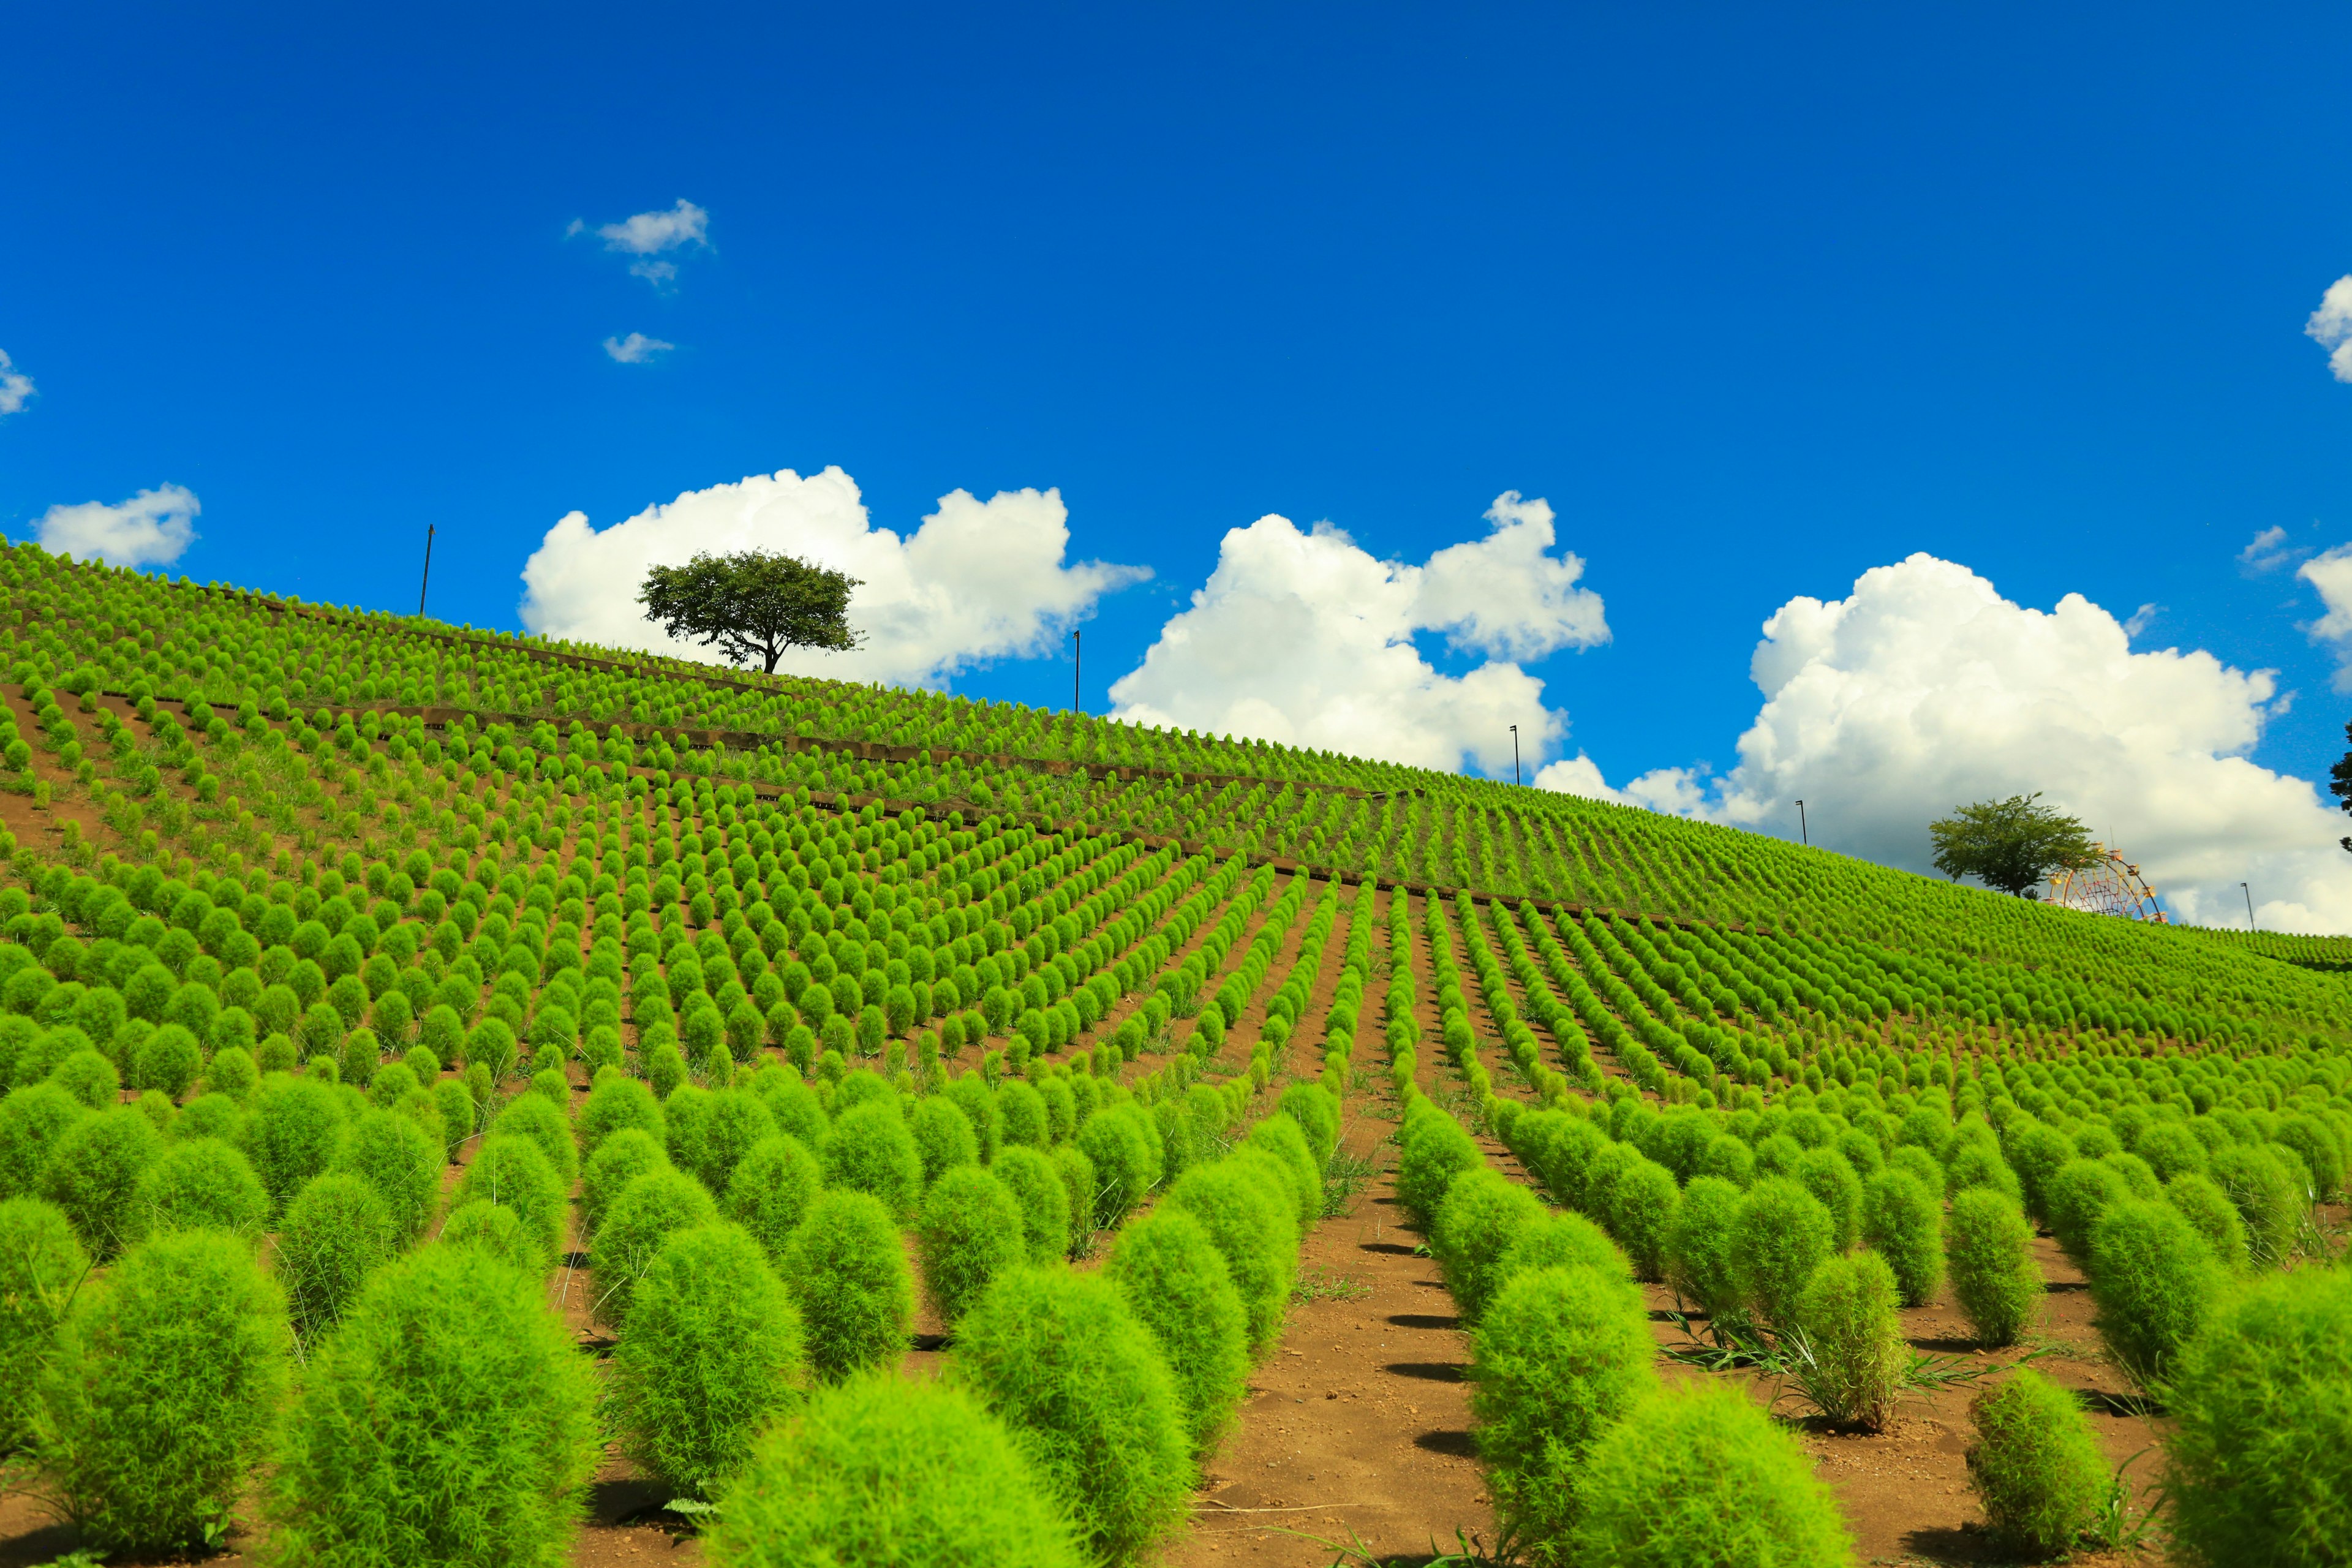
1106,497,1608,774
2239,524,2299,573
0,350,33,417
2297,543,2352,691
2309,275,2352,381
519,466,1148,687
1550,552,2352,933
32,484,198,568
583,199,709,285
603,333,675,364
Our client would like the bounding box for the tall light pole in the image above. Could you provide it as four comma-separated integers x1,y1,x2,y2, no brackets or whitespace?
417,524,435,618
1795,799,1808,846
1510,724,1520,786
1071,629,1081,714
2242,881,2256,931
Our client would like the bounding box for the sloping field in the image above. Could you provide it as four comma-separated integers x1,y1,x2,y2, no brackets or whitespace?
0,543,2344,1566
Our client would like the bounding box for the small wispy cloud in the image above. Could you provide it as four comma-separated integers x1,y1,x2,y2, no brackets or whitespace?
573,199,710,287
603,333,675,364
2309,276,2352,381
2122,602,2160,638
0,350,34,418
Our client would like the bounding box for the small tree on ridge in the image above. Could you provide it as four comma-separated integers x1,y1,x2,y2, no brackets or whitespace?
639,550,862,673
1928,792,2098,897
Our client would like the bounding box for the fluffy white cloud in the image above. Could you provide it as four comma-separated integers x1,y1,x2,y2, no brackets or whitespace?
2309,275,2352,381
519,466,1148,687
32,484,198,568
2297,543,2352,691
580,199,709,285
1551,552,2352,933
1106,497,1608,774
603,333,674,364
0,350,32,417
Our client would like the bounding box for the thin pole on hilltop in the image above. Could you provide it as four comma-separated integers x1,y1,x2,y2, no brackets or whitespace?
1796,799,1808,846
2242,882,2256,932
1072,628,1081,714
1510,724,1520,786
417,525,435,618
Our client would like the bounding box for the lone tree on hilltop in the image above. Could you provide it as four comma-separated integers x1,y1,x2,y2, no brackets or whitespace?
2331,720,2352,852
1929,792,2100,897
639,549,863,674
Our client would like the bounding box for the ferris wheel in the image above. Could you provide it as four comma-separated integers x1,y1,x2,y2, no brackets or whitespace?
2045,844,2167,922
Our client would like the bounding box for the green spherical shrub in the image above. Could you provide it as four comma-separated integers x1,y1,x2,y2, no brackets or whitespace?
823,1099,925,1219
1793,1147,1863,1253
1165,1155,1297,1355
721,1133,821,1265
995,1077,1050,1147
417,1003,464,1069
2210,1143,2306,1269
673,1087,777,1196
1569,1379,1852,1567
701,1373,1086,1568
173,1090,244,1145
1431,1166,1546,1324
1396,1100,1483,1228
910,1093,979,1188
1945,1186,2041,1347
918,1164,1025,1330
609,1223,805,1499
1076,1105,1161,1229
1050,1142,1096,1246
0,1197,86,1449
576,1128,663,1242
429,1075,475,1161
438,1200,541,1274
40,1104,162,1259
133,1022,202,1099
1792,1251,1908,1431
989,1142,1071,1264
1861,1168,1944,1308
2088,1197,2225,1388
2165,1172,2251,1273
1697,1131,1757,1188
578,1072,663,1160
1664,1174,1747,1319
0,1082,85,1200
956,1265,1191,1563
1470,1264,1659,1565
489,1090,579,1188
34,1227,287,1556
261,1241,600,1567
1243,1114,1322,1228
451,1134,567,1270
590,1166,720,1329
1732,1176,1834,1329
330,1106,440,1245
2165,1266,2352,1568
1277,1081,1340,1169
2047,1158,2130,1262
782,1188,914,1382
1105,1207,1250,1452
276,1169,397,1341
240,1072,347,1216
1604,1153,1681,1282
1965,1368,2109,1559
134,1135,270,1241
1945,1140,2022,1207
46,1044,118,1112
1499,1207,1636,1297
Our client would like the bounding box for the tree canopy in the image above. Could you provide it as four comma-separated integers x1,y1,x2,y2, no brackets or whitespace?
2331,720,2352,853
638,550,862,674
1928,792,2100,897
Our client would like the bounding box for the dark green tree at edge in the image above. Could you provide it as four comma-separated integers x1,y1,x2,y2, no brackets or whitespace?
1929,792,2100,897
639,550,863,674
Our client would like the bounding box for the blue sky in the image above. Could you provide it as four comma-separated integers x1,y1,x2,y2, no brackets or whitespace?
8,3,2352,923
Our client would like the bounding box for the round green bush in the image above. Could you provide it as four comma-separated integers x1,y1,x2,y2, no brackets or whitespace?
1732,1176,1834,1328
40,1104,162,1259
0,1197,86,1449
1277,1081,1340,1169
49,1046,120,1111
330,1106,440,1245
277,1169,396,1342
438,1200,541,1274
1664,1174,1746,1320
2211,1143,2306,1270
240,1073,347,1216
1470,1263,1659,1565
134,1136,270,1241
451,1134,567,1270
1793,1251,1908,1431
34,1227,287,1556
1965,1367,2109,1559
205,1043,260,1099
1861,1168,1944,1308
1946,1186,2040,1346
590,1166,720,1329
1569,1379,1852,1567
489,1091,579,1188
581,1126,668,1240
2165,1172,2251,1273
1166,1155,1298,1355
1603,1153,1681,1283
701,1373,1085,1568
2088,1197,2225,1388
722,1133,820,1264
918,1164,1025,1330
429,1076,475,1161
1431,1166,1546,1324
823,1099,925,1219
990,1143,1072,1264
0,1082,86,1200
997,1077,1049,1147
609,1223,805,1499
261,1242,600,1567
133,1022,203,1099
2047,1158,2130,1262
1793,1147,1863,1252
1076,1105,1161,1229
578,1073,663,1160
956,1265,1191,1563
1498,1207,1635,1298
1105,1207,1250,1452
910,1093,979,1188
2165,1266,2352,1567
1242,1114,1321,1228
1396,1099,1483,1227
783,1187,913,1382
